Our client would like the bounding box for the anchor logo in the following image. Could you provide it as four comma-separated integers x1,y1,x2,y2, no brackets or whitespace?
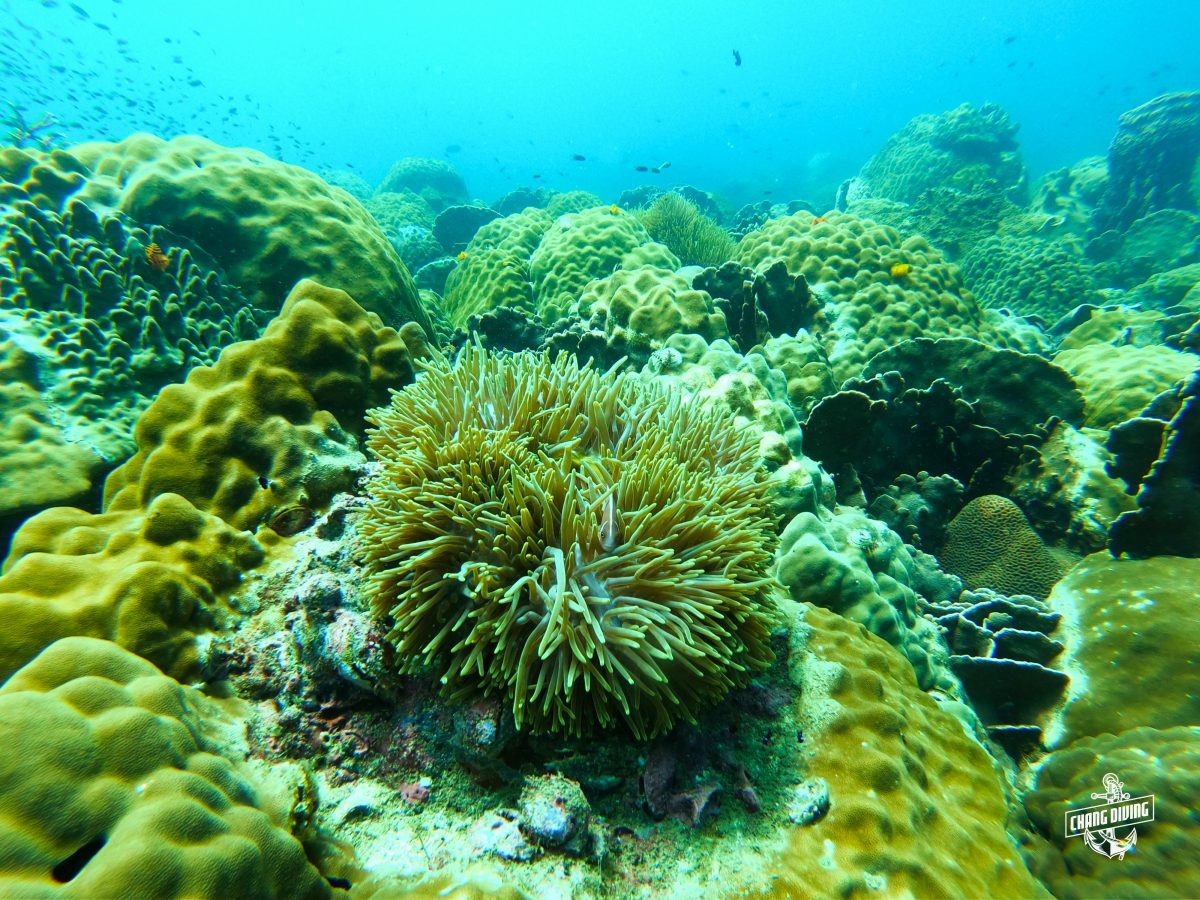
1083,774,1137,859
1064,772,1155,860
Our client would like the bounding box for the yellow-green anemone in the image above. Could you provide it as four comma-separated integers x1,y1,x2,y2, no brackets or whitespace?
361,345,777,738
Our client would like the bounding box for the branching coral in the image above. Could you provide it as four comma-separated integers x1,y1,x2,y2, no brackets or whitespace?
361,345,777,738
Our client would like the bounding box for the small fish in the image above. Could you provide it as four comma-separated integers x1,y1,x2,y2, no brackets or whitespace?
608,204,620,214
811,216,828,224
635,165,649,172
659,161,671,170
144,243,168,271
890,262,912,278
456,250,468,261
1003,35,1016,44
70,3,89,18
532,173,542,179
733,49,742,66
572,154,586,161
651,167,661,174
599,490,620,551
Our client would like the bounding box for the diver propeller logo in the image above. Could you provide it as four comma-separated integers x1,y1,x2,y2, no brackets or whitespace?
1064,773,1155,860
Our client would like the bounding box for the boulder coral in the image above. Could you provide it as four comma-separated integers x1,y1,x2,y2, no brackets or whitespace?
103,279,429,534
0,637,329,898
733,211,1024,380
64,133,434,332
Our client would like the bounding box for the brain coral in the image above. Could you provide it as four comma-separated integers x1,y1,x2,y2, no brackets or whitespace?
63,133,432,332
733,211,1007,380
0,636,329,899
1024,726,1200,899
360,345,777,738
529,206,679,321
939,495,1073,601
1048,553,1200,747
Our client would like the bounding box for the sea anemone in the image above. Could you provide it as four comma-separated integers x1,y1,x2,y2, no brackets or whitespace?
360,345,777,738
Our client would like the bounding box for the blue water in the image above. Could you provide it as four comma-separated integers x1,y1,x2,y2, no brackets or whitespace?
3,0,1198,205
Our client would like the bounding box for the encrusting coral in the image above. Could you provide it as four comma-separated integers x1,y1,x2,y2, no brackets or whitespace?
360,344,778,739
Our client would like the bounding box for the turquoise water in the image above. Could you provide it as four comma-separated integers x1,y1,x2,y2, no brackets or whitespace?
1,1,1199,897
4,0,1197,204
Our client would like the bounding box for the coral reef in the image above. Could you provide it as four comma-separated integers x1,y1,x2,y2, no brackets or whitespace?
62,134,433,332
0,636,329,898
776,506,953,691
103,279,429,534
530,206,678,321
361,345,777,738
771,603,1046,897
1048,553,1200,746
849,103,1028,206
939,495,1073,601
961,233,1101,319
377,157,468,212
0,197,266,469
1024,726,1200,898
1093,91,1200,233
732,211,1025,380
926,588,1068,755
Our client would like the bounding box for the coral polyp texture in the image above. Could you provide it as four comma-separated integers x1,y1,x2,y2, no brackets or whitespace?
0,636,329,899
732,210,1024,381
64,133,434,333
360,344,777,738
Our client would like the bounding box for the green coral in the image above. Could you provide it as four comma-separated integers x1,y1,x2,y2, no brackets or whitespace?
529,206,678,321
1024,726,1200,899
545,190,602,217
0,636,328,898
377,157,467,212
575,265,728,367
360,345,777,738
961,234,1101,320
440,208,551,327
776,506,952,691
1048,554,1200,747
0,197,266,467
853,102,1027,205
1053,342,1198,429
733,211,1014,381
